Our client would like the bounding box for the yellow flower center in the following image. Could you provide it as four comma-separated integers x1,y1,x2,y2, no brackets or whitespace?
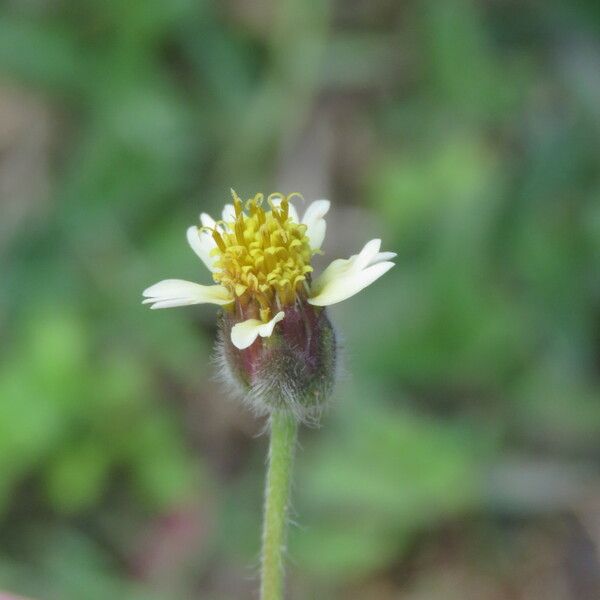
209,191,313,321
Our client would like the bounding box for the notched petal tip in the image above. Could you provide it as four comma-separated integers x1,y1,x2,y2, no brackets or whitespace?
230,311,285,350
308,237,395,306
302,199,330,222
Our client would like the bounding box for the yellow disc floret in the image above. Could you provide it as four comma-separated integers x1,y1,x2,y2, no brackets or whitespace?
208,191,313,321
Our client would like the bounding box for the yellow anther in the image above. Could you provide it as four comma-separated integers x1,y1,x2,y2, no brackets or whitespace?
235,218,245,244
256,208,266,226
211,192,312,310
280,197,289,220
212,230,227,253
231,189,243,217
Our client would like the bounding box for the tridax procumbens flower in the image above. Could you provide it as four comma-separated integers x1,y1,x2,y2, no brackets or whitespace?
143,191,395,420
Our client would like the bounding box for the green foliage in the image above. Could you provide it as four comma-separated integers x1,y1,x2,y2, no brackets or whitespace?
294,396,486,580
0,527,163,600
0,309,199,516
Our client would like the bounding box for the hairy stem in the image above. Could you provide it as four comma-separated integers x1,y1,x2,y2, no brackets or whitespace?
260,411,298,600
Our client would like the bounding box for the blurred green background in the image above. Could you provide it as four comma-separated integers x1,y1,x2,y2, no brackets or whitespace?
1,0,599,598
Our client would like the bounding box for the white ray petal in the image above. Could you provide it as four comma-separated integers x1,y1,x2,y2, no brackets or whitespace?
316,240,396,288
308,238,395,307
142,279,233,309
187,226,218,272
200,212,216,228
308,261,394,307
230,311,285,350
354,238,382,271
372,251,397,263
222,203,236,222
311,257,351,290
302,199,330,250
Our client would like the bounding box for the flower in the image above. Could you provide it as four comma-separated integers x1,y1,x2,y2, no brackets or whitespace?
143,191,395,332
143,191,395,419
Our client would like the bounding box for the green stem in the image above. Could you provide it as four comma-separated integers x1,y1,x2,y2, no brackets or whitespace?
260,411,298,600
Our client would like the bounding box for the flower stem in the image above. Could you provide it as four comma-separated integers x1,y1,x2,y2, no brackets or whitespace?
260,410,298,600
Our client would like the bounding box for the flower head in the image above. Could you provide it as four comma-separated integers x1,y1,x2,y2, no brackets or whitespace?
143,191,395,420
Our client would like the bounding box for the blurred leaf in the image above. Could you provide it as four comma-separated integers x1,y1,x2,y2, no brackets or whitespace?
369,133,498,243
127,415,200,510
45,438,111,513
294,397,487,580
421,0,524,119
0,18,86,92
